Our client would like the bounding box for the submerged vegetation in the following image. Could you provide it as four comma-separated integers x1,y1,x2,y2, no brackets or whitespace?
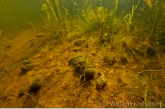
0,0,165,108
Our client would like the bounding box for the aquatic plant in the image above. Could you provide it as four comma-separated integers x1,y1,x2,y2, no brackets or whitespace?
45,0,61,25
0,0,13,29
81,6,107,32
40,3,50,23
150,0,162,42
52,0,61,24
144,0,152,7
136,70,161,107
108,0,119,33
81,6,98,31
1,63,16,81
21,91,44,107
62,0,73,21
96,6,108,44
123,1,140,33
70,0,79,15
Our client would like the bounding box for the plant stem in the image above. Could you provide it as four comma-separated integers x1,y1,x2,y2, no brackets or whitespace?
150,0,161,43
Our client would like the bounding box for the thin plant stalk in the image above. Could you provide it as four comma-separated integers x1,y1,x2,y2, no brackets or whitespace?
123,1,140,33
109,0,119,33
53,0,61,25
46,0,59,24
150,0,162,42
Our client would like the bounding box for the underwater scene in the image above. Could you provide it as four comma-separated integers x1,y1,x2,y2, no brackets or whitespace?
0,0,165,108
